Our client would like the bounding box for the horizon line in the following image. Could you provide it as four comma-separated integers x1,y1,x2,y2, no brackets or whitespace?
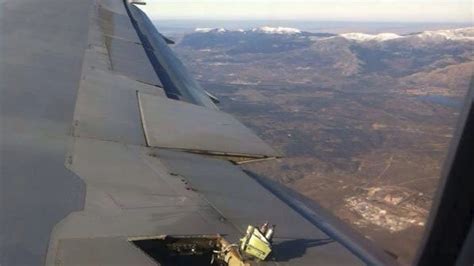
151,18,473,24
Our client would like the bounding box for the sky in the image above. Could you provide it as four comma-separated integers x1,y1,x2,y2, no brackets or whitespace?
140,0,473,23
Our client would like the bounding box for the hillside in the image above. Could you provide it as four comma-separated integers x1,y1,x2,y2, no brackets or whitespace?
171,26,473,265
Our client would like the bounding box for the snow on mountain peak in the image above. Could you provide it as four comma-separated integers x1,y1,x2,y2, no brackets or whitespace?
194,26,302,35
195,28,227,33
339,27,474,42
416,27,474,41
195,28,214,33
193,26,474,43
340,32,401,42
252,26,302,34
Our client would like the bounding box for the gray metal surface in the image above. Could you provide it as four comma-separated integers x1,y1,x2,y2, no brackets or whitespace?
42,2,241,264
106,35,163,86
138,92,280,157
156,150,364,265
73,67,161,145
45,137,241,265
0,0,92,265
127,5,218,109
46,137,362,265
1,0,385,265
98,4,141,42
56,237,156,266
73,0,166,147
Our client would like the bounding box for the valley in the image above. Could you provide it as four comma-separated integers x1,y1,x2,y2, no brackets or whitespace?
169,26,473,264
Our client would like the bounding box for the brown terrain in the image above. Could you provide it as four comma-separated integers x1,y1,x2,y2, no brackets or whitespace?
171,26,473,265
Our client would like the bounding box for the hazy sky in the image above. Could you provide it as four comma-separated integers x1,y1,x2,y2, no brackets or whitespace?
140,0,473,23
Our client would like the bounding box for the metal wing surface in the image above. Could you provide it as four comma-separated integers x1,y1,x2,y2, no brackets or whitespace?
0,0,397,265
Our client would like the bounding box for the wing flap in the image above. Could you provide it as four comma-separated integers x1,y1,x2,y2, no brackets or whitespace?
138,92,280,158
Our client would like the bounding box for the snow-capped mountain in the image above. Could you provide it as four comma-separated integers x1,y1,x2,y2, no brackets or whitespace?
338,27,474,42
179,26,473,78
413,28,474,41
195,28,226,33
191,26,474,43
251,26,302,35
194,26,302,35
340,32,401,42
195,28,245,33
185,26,321,53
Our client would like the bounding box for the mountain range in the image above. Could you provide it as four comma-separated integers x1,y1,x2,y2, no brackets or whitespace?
175,26,474,105
171,25,473,264
178,27,473,85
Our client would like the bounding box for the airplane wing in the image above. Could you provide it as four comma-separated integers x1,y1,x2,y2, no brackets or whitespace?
0,0,398,265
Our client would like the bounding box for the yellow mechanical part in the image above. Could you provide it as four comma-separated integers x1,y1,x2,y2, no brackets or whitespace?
218,237,250,266
240,225,272,261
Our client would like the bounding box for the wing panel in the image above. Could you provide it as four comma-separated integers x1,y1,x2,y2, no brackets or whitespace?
155,149,364,265
127,5,218,108
138,92,280,157
73,6,166,145
105,36,163,86
0,1,93,265
98,5,141,42
74,74,147,145
46,137,241,265
56,237,156,266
